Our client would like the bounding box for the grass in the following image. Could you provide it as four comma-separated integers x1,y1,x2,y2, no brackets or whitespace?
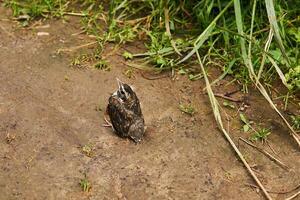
81,144,94,157
250,128,271,143
179,103,196,116
239,113,272,143
292,115,300,130
94,59,110,71
79,173,91,192
3,0,299,143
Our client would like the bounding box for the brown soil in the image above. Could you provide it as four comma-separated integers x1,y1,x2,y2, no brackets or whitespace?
0,6,299,200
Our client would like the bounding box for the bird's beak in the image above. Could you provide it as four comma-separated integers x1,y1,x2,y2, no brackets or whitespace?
116,78,123,90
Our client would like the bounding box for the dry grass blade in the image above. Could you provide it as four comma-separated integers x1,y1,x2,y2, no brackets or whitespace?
245,183,300,194
207,59,236,88
239,137,289,170
196,50,273,200
121,61,155,71
256,29,273,83
57,41,98,53
285,191,300,200
267,55,289,88
164,7,181,56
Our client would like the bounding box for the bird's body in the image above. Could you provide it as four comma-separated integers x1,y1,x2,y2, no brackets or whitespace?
106,80,145,143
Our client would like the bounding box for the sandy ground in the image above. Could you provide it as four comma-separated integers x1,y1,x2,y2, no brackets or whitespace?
0,6,299,200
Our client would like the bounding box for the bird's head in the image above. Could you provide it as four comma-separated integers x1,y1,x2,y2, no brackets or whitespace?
116,78,135,102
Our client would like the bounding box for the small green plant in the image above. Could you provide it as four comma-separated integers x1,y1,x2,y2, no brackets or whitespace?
94,59,110,71
81,144,94,157
188,73,203,81
71,56,82,66
291,115,300,130
178,68,188,75
250,128,271,143
285,66,300,92
123,68,134,79
239,113,253,132
95,103,103,112
70,54,88,68
4,0,68,19
239,113,271,142
179,103,196,116
64,75,69,81
122,51,133,60
80,174,91,192
223,100,235,109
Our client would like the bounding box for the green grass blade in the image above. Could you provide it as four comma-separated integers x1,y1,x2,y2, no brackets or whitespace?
256,29,273,83
233,0,254,75
265,0,290,66
217,0,229,48
177,0,234,65
248,0,257,62
267,55,289,88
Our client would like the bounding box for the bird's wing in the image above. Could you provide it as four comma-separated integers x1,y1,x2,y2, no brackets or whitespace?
126,94,142,116
107,96,134,137
127,117,145,142
134,98,143,116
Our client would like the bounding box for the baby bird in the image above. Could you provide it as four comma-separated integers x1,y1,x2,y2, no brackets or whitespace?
106,79,145,143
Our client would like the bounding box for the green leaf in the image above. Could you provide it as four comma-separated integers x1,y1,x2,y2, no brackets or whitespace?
243,124,250,132
177,0,234,65
239,113,248,124
188,73,203,81
170,20,175,31
265,0,290,66
178,68,187,75
223,101,235,109
269,49,282,61
122,51,133,60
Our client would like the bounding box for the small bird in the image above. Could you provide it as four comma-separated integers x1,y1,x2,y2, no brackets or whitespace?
106,78,145,143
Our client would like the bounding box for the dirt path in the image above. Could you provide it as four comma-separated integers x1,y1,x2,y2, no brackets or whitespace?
0,7,299,200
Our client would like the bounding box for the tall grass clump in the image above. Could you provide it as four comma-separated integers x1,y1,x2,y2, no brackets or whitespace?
4,0,299,144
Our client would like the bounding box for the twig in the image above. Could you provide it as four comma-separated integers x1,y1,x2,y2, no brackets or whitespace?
63,12,88,17
266,140,278,156
224,89,240,96
245,183,300,194
239,137,289,170
164,7,182,56
116,16,148,25
71,30,86,36
285,190,300,200
141,72,169,80
57,41,98,53
121,61,154,71
213,93,242,102
0,24,16,38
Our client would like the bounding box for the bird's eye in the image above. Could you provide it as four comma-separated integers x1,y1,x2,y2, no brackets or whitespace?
120,91,125,95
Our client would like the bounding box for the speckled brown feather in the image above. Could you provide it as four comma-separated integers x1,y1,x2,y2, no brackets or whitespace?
107,88,145,142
